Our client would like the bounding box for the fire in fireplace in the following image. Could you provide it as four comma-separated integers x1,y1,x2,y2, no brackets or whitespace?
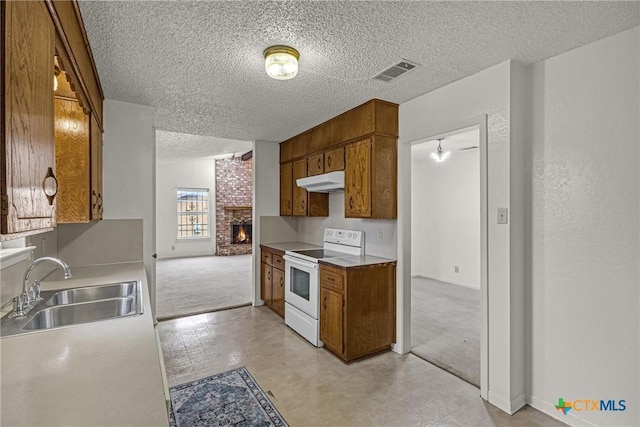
232,223,252,244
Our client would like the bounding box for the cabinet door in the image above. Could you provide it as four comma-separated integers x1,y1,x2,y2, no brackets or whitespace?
261,263,273,307
344,138,372,218
307,153,324,176
1,1,56,235
272,268,285,317
90,114,103,220
292,159,307,216
55,98,90,223
279,163,293,216
324,146,345,172
320,287,344,356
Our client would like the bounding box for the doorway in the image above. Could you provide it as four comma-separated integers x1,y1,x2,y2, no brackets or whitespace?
410,125,482,387
154,130,253,320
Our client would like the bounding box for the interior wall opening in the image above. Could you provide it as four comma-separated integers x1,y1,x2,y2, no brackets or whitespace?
410,125,482,387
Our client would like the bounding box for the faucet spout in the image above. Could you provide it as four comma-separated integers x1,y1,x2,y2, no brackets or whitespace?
23,257,73,295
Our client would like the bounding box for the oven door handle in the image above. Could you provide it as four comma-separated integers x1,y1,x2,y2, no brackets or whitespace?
283,255,319,270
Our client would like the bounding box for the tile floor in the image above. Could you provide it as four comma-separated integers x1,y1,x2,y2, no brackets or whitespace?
411,277,481,387
155,254,252,319
157,306,566,427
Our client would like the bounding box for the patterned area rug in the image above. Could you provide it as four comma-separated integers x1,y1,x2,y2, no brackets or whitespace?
169,366,288,427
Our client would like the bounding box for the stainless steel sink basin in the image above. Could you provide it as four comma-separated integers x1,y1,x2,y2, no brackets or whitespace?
45,282,137,305
23,297,138,330
1,280,143,337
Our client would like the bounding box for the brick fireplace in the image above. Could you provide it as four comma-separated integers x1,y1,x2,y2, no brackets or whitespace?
215,157,253,256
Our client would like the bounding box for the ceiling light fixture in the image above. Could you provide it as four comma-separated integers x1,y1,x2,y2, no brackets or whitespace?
264,45,299,80
431,138,450,162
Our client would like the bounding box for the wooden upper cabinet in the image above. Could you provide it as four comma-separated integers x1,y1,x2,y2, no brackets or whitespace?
55,98,90,223
292,159,307,216
279,163,293,216
324,146,345,172
345,138,372,218
345,136,397,219
1,1,57,237
307,153,324,176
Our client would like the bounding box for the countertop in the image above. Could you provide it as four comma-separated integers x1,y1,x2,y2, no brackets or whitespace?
261,242,395,267
0,262,169,427
319,254,397,268
260,241,322,253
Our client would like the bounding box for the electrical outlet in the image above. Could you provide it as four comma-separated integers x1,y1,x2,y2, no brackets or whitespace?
377,229,383,241
454,266,459,273
171,245,175,250
497,207,509,224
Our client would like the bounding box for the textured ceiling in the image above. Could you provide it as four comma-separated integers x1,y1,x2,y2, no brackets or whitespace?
412,127,479,160
79,1,639,144
156,131,253,163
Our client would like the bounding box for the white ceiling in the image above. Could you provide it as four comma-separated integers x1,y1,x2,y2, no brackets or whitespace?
411,127,479,161
79,1,639,146
156,131,252,163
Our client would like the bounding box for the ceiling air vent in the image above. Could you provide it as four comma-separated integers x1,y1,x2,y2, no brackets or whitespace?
373,60,419,82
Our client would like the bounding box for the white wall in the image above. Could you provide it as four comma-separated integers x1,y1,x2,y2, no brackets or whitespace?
399,60,527,412
528,27,639,426
102,100,157,313
411,147,480,288
156,159,216,259
252,140,281,305
296,193,397,260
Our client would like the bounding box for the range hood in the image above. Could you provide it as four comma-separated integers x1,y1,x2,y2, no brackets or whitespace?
296,171,345,193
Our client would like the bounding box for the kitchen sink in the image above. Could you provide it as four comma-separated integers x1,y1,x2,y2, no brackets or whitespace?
45,282,137,306
1,280,143,337
23,297,138,330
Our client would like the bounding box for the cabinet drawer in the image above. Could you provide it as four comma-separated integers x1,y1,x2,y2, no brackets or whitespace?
325,147,345,172
272,254,284,269
261,251,272,265
320,268,344,293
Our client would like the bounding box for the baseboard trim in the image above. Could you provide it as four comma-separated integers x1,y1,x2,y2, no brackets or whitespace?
412,274,480,290
527,394,596,426
487,391,526,415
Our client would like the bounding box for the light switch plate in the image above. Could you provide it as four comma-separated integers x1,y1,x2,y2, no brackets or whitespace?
497,208,508,224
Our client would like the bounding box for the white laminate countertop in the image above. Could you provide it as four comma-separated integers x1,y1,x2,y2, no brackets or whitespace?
0,262,169,427
321,254,397,268
260,241,322,252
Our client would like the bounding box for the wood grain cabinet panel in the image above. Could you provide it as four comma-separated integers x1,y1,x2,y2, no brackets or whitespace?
344,136,397,219
272,268,285,317
345,138,372,218
292,159,307,216
324,146,345,172
1,1,57,237
279,163,293,216
260,246,285,319
320,287,344,356
307,153,324,176
55,98,90,223
90,114,103,220
319,262,396,363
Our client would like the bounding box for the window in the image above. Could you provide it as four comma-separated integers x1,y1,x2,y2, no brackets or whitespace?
177,189,209,238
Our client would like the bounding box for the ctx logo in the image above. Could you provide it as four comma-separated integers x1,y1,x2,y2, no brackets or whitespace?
555,397,626,415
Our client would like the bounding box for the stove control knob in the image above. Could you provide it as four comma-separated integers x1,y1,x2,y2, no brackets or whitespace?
348,232,353,238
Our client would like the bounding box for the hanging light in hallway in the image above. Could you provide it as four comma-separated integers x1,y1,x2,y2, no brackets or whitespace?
431,138,450,162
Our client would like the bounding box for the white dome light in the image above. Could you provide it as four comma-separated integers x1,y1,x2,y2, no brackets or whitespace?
264,45,299,80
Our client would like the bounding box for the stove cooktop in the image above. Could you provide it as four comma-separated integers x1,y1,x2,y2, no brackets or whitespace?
289,249,349,260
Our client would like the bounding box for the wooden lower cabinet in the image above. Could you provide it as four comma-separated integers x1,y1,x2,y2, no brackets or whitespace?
260,246,285,318
319,262,396,363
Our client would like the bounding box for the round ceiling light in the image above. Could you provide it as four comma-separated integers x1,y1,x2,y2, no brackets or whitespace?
264,45,299,80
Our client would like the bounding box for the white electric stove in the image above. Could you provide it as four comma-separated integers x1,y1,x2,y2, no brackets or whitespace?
283,228,364,346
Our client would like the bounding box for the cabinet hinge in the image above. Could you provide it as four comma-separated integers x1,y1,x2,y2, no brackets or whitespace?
1,195,8,215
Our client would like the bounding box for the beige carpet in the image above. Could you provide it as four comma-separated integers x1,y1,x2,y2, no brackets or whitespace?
411,276,481,387
156,254,252,320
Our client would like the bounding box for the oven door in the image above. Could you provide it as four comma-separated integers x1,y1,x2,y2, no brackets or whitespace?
283,255,319,319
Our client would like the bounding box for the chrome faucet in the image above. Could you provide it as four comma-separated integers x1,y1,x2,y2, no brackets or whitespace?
11,257,73,318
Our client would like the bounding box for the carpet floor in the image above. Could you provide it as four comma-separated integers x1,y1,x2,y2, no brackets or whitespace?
156,255,252,320
169,366,288,427
411,276,481,387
